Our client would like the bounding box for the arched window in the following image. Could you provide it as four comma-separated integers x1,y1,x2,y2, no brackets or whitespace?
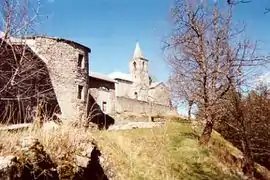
134,92,138,99
142,61,145,69
133,61,137,70
77,85,83,99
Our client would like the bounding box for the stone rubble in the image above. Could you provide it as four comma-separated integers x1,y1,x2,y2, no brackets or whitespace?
0,155,19,180
0,136,115,179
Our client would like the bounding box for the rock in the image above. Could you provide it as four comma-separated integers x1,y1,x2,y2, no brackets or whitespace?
0,156,16,169
18,136,59,179
19,136,39,149
0,155,20,180
75,155,90,168
0,155,21,180
81,146,94,158
42,121,60,131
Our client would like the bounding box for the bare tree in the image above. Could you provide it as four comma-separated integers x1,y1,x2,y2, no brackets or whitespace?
0,0,41,38
165,0,265,145
226,0,251,5
215,82,270,179
226,0,270,14
169,75,195,120
0,0,59,124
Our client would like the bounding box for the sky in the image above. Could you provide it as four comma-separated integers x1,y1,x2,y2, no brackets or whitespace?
39,0,172,82
38,0,270,84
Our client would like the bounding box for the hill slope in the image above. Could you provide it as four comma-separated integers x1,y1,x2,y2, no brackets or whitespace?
0,121,269,179
95,122,250,180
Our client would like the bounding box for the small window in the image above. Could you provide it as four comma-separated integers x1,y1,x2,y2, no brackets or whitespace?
142,61,144,69
77,85,83,99
133,61,136,70
134,92,138,99
78,54,84,68
102,101,107,112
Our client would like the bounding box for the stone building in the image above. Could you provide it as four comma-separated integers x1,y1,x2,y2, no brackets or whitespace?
88,72,116,114
1,34,177,125
25,36,91,122
92,42,177,117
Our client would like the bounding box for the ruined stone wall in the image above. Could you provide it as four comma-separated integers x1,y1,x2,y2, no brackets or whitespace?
115,79,133,98
89,77,116,115
115,97,178,117
148,84,171,106
26,37,90,122
89,88,116,115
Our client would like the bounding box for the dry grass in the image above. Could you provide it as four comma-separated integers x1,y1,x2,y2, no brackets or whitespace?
0,124,96,167
94,122,244,180
0,121,268,180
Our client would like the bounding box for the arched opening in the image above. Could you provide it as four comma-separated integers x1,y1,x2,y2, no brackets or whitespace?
133,61,137,70
134,92,138,99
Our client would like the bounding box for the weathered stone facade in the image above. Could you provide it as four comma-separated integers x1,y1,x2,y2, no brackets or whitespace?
1,35,177,125
106,42,178,116
129,43,150,101
25,36,91,122
115,97,177,117
88,73,116,114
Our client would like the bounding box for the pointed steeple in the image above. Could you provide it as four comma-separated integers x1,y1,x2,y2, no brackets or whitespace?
133,42,144,59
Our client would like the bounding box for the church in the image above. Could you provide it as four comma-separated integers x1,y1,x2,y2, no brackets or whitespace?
0,32,177,124
89,42,177,117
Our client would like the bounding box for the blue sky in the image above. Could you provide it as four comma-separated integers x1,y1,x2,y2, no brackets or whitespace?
40,0,172,82
39,0,270,84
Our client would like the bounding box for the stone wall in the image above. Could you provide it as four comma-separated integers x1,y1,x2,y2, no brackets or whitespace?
115,97,178,117
148,83,171,106
115,79,133,97
26,37,90,122
89,77,116,115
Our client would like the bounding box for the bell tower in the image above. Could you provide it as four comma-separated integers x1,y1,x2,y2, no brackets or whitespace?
129,42,150,101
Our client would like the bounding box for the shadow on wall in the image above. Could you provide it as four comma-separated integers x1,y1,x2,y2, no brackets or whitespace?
86,93,115,130
0,40,61,124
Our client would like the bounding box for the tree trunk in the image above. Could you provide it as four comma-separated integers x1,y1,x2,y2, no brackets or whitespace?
188,100,193,120
241,138,255,179
199,120,213,145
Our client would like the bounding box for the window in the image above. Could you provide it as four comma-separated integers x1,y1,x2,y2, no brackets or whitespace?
142,61,144,69
133,61,136,70
102,101,107,112
134,92,138,99
78,54,84,68
77,85,83,99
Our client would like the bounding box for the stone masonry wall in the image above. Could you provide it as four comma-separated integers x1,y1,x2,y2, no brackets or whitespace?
89,77,116,115
115,97,178,117
89,88,116,115
26,37,89,122
115,80,133,98
148,83,171,106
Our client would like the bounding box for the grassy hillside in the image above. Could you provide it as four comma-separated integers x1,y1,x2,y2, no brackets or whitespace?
94,122,246,180
0,121,269,179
